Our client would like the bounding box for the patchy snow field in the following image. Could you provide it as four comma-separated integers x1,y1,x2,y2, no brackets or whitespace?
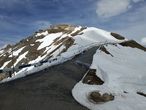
0,26,126,83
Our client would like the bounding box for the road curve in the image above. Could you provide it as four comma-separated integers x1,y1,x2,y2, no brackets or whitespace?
0,47,98,110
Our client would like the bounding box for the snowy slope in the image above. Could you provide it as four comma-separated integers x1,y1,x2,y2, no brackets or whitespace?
72,42,146,110
0,24,126,82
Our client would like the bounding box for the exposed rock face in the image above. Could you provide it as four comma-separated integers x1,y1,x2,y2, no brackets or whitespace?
48,24,76,34
137,92,146,97
0,73,8,81
111,32,125,40
89,91,114,103
99,46,113,57
82,69,104,85
119,40,146,51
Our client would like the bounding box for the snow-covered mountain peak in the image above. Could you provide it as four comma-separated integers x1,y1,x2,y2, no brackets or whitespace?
0,24,146,110
0,24,127,70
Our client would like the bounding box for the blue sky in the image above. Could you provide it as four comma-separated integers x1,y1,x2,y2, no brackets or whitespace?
0,0,146,47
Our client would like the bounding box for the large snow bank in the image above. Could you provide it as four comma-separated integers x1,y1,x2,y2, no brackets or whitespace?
72,44,146,110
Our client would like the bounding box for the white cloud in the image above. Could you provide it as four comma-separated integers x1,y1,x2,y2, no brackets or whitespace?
96,0,144,18
132,0,144,3
141,37,146,45
108,5,146,41
113,21,146,41
96,0,131,18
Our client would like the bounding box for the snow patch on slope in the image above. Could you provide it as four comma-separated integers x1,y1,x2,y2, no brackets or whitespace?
9,46,25,57
14,51,28,66
35,31,48,37
36,32,63,50
1,60,11,69
82,27,127,43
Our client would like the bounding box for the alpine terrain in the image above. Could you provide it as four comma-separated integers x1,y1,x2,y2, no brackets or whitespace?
0,24,146,110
